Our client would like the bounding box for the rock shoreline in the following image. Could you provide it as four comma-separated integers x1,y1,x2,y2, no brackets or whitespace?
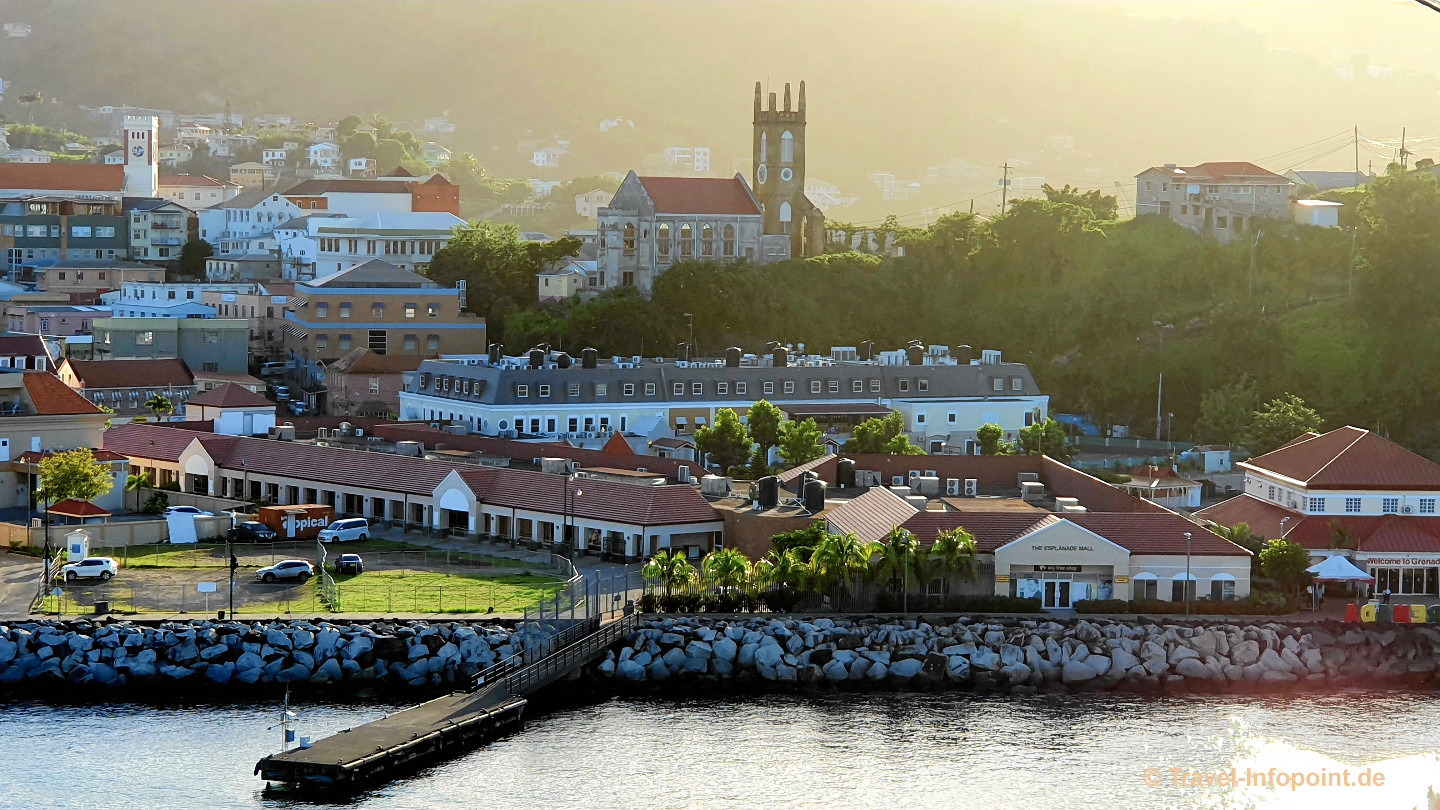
0,618,547,691
3,615,1439,696
597,616,1440,694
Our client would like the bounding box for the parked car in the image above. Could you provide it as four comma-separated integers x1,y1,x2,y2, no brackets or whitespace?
255,559,314,583
287,400,308,416
258,361,286,377
231,520,277,543
57,557,118,582
164,505,214,517
335,553,364,575
317,518,369,543
272,385,290,401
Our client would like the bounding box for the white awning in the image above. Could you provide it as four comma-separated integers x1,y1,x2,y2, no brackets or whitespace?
1171,572,1198,580
1131,572,1158,580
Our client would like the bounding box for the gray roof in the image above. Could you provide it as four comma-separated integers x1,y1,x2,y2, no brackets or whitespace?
305,259,438,289
1285,170,1371,190
276,214,345,230
216,189,275,209
408,357,1042,408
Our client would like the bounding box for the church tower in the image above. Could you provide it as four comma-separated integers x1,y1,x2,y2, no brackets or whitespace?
122,115,158,198
752,80,821,258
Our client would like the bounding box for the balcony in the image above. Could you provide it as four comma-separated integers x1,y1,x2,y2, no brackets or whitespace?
151,222,184,230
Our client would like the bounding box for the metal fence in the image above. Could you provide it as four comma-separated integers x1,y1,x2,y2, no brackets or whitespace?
38,582,329,616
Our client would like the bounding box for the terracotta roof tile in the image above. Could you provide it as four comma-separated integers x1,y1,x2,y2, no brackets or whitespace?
62,358,192,390
0,163,125,192
637,176,760,215
1241,426,1440,490
187,384,274,408
901,511,1055,552
458,466,719,526
49,499,111,517
824,487,919,543
159,175,238,188
1066,513,1249,556
22,371,104,415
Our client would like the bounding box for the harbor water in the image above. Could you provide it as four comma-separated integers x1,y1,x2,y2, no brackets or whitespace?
3,691,1439,809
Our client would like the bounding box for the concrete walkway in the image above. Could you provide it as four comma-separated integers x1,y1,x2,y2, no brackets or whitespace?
0,551,39,617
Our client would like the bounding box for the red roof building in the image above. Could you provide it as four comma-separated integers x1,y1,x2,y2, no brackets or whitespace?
1197,426,1440,597
0,164,126,197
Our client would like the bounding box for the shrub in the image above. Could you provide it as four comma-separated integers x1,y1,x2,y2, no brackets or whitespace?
141,492,169,514
941,595,1041,613
638,593,659,613
1074,598,1130,613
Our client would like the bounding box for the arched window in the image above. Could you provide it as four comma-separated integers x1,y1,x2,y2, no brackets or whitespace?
780,131,794,164
722,224,736,257
622,222,636,256
701,224,714,257
779,202,793,235
760,132,768,162
679,223,693,257
657,223,671,259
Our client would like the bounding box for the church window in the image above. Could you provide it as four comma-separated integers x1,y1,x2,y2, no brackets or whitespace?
701,224,714,257
623,223,636,256
657,223,671,259
722,225,736,257
779,202,793,235
780,131,794,163
680,224,693,257
780,167,793,182
760,132,768,162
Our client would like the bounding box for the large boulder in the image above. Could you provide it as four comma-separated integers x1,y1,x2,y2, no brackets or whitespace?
617,660,646,681
1061,659,1096,684
889,658,924,679
754,644,784,669
1168,646,1199,664
1175,658,1213,680
822,658,849,681
1231,640,1261,665
712,638,737,662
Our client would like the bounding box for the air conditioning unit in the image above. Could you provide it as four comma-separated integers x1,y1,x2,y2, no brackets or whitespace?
677,465,691,483
924,469,937,478
891,475,906,487
317,428,329,438
964,478,979,497
569,461,579,471
1405,505,1414,514
945,478,961,496
908,470,921,481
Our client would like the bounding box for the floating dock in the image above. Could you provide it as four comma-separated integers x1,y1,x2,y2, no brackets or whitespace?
256,612,637,792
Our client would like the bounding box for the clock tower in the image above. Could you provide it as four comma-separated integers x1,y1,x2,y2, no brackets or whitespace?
122,114,158,198
752,81,823,258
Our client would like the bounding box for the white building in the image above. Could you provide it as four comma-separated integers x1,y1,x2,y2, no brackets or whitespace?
531,146,565,168
122,115,160,198
126,198,192,263
423,116,456,134
102,281,255,318
197,190,304,255
3,149,51,164
420,142,452,167
1292,199,1343,228
1197,426,1440,598
575,189,612,219
663,146,711,174
311,211,466,276
158,174,240,209
307,142,341,170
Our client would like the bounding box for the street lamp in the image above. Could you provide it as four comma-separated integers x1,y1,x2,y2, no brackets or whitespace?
1183,531,1193,616
226,510,239,619
562,474,583,558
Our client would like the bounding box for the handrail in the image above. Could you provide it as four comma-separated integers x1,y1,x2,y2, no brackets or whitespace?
470,613,638,702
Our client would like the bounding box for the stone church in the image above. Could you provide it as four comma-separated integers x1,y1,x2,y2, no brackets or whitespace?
593,81,825,295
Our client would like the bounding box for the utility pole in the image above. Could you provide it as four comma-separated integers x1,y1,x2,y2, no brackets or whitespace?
1354,125,1360,179
1155,373,1163,441
1348,230,1358,298
1401,127,1410,170
999,163,1011,214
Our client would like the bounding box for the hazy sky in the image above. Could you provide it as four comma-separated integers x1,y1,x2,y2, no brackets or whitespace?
5,0,1440,217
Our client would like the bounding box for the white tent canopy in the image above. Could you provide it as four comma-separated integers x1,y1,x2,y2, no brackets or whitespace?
1307,555,1375,583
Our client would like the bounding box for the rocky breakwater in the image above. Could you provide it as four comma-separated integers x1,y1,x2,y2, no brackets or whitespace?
0,619,556,690
599,616,1440,693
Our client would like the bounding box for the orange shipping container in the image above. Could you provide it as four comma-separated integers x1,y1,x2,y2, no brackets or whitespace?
256,504,336,540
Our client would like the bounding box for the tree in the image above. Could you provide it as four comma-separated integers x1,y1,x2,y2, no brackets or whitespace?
427,222,581,337
336,114,363,139
976,423,1013,456
843,411,925,455
777,417,826,466
694,408,752,474
1247,394,1323,456
1016,417,1072,460
746,399,783,453
642,549,696,598
341,131,376,161
1195,376,1260,448
144,395,174,419
38,449,115,505
1328,520,1357,550
1212,522,1262,555
374,138,407,171
930,527,978,601
770,521,828,562
755,548,808,606
124,471,152,513
701,547,751,592
809,531,871,609
177,239,213,279
745,445,769,480
1258,538,1313,600
872,528,919,598
1041,183,1119,221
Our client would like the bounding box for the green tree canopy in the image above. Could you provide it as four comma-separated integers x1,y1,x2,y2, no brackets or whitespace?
373,138,406,171
694,408,752,474
1247,394,1323,456
976,422,1013,455
778,417,826,466
1016,417,1072,460
1041,183,1119,221
426,222,580,340
336,114,363,138
340,131,375,161
746,399,783,452
177,239,213,280
770,521,828,563
1195,376,1259,448
843,411,925,455
1258,538,1313,598
39,448,115,505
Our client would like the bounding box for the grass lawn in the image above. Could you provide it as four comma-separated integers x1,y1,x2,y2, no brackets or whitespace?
329,569,564,614
92,538,439,569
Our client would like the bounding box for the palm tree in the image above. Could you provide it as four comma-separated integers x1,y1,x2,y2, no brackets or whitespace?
809,531,873,611
144,395,174,420
756,548,807,593
124,471,152,513
930,527,978,603
872,527,918,594
701,547,751,593
642,549,695,598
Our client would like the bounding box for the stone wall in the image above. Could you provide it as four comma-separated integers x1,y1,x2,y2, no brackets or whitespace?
599,616,1440,693
0,618,554,689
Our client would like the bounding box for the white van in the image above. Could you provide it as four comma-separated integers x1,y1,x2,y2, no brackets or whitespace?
317,518,369,543
259,362,287,377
